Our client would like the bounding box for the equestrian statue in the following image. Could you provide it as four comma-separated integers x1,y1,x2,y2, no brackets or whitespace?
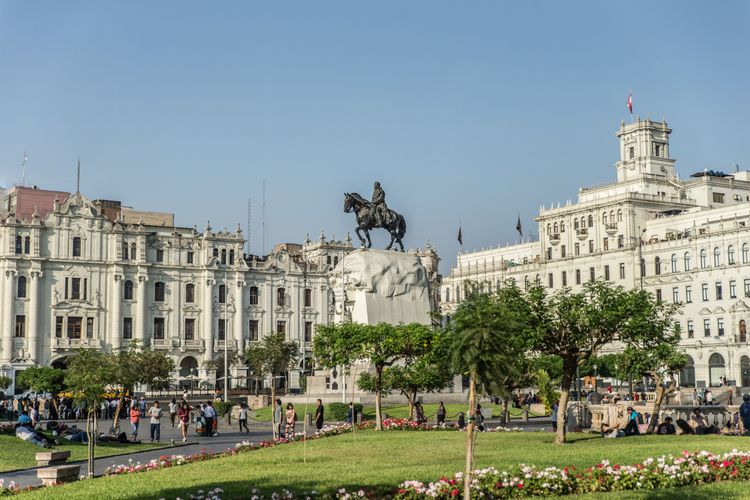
344,181,407,251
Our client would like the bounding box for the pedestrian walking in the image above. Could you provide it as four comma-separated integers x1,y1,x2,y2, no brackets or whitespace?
202,401,216,437
168,398,178,427
314,399,324,432
436,401,447,426
238,403,249,433
148,401,163,442
129,403,140,441
139,397,147,417
273,399,283,438
177,401,192,442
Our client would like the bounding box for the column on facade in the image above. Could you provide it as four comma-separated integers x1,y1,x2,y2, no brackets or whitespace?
234,280,246,353
202,278,214,363
110,275,122,351
136,275,147,345
1,271,15,364
27,271,41,363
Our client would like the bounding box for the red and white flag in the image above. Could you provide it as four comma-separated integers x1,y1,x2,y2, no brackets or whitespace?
627,92,633,114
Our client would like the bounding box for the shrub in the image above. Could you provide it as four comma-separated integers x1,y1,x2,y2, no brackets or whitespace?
214,401,234,418
535,369,559,414
328,402,362,421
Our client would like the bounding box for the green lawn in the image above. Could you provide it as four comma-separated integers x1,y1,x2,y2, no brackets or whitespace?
0,434,171,473
15,431,750,499
251,403,540,422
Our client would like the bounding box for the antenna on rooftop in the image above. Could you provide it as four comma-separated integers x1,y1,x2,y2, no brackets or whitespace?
262,179,266,255
76,158,81,194
246,198,252,254
21,151,28,186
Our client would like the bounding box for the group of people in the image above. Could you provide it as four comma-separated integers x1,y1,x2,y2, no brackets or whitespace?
127,398,219,443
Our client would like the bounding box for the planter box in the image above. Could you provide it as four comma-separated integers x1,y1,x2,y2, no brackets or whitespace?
35,450,71,467
37,464,81,486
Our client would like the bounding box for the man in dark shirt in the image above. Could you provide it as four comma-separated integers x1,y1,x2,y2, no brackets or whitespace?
656,416,676,435
314,399,324,432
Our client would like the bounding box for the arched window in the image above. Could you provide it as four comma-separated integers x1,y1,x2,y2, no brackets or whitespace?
17,276,27,298
218,284,226,304
700,249,708,269
728,245,736,265
185,283,195,303
277,287,286,307
122,242,129,260
524,276,530,290
684,252,692,271
744,244,750,264
740,320,747,343
713,247,721,267
671,254,678,273
249,286,259,305
654,256,661,275
742,355,750,387
72,236,82,257
679,355,695,387
708,353,726,387
221,249,227,265
130,243,137,260
574,219,579,230
609,210,614,221
553,223,558,234
560,221,565,233
15,236,22,254
212,248,219,258
602,212,608,224
587,215,593,227
229,249,235,265
445,288,450,302
24,236,30,254
617,209,623,222
547,223,551,234
154,282,165,302
124,280,134,300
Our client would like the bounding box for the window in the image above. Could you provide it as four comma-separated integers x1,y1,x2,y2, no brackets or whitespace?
546,248,552,260
122,242,129,260
14,315,25,337
703,319,711,337
156,249,164,263
587,215,593,227
248,320,259,341
24,236,30,254
184,318,195,340
672,287,679,304
249,286,259,305
185,283,195,303
730,280,737,298
553,222,558,234
560,221,565,233
702,284,709,301
655,289,662,303
277,287,286,307
574,243,580,256
713,192,725,203
561,271,567,287
619,263,625,279
17,276,27,298
617,209,623,222
15,236,22,254
218,319,226,340
123,317,133,339
685,286,693,303
684,252,692,271
187,251,194,264
728,246,736,265
72,237,81,257
229,249,235,265
744,244,750,264
548,273,553,288
55,316,64,338
221,249,227,265
589,267,595,282
671,254,678,273
588,240,594,253
304,288,312,307
745,279,750,297
68,316,82,339
629,146,635,159
154,282,165,302
218,284,226,304
603,238,608,251
276,320,286,334
718,318,725,336
575,269,581,285
654,257,661,275
604,265,610,281
124,280,134,300
304,321,313,342
700,249,707,269
561,245,566,258
213,248,219,258
130,243,137,260
617,235,624,248
154,318,165,339
713,247,721,267
86,318,94,338
715,282,723,300
687,320,694,338
654,144,661,157
71,277,81,300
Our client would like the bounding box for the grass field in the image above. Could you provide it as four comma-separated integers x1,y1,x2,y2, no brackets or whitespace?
251,403,540,422
14,431,750,499
0,434,170,473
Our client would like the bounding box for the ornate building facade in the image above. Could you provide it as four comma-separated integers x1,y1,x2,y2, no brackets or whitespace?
442,118,750,390
0,186,439,394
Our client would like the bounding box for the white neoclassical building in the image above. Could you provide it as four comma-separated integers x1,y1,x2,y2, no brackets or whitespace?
0,185,440,394
442,117,750,390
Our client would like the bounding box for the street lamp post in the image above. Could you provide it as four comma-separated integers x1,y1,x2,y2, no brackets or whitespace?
224,269,229,402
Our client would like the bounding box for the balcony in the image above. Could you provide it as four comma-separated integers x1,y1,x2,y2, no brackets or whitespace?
549,233,561,245
215,340,239,351
576,228,588,240
152,338,176,350
182,339,204,351
605,223,618,236
52,338,102,350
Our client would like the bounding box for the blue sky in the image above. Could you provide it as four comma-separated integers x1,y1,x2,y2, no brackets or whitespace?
0,1,748,273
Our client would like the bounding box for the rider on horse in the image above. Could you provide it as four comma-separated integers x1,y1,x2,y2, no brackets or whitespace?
371,181,389,226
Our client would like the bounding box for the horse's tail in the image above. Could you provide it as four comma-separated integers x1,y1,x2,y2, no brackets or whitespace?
398,214,407,240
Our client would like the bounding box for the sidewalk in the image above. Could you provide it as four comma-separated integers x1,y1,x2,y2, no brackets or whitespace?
1,418,276,489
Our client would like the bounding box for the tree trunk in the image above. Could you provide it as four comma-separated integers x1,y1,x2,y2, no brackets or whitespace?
463,374,476,500
375,364,383,430
271,378,277,439
555,357,576,445
86,409,95,478
406,388,417,420
647,375,675,434
112,393,125,435
501,398,509,425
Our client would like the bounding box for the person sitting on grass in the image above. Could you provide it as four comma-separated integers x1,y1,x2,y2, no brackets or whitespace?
656,416,676,435
689,408,719,435
624,406,641,436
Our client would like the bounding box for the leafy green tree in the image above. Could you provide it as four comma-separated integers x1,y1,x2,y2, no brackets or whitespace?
65,349,113,477
448,290,526,500
243,332,299,438
14,366,65,395
315,322,435,431
0,375,11,392
534,369,559,414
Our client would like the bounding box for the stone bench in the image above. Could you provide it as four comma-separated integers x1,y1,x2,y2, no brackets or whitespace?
35,450,71,467
37,464,81,486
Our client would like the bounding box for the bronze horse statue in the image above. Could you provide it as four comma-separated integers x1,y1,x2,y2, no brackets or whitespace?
344,192,406,251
